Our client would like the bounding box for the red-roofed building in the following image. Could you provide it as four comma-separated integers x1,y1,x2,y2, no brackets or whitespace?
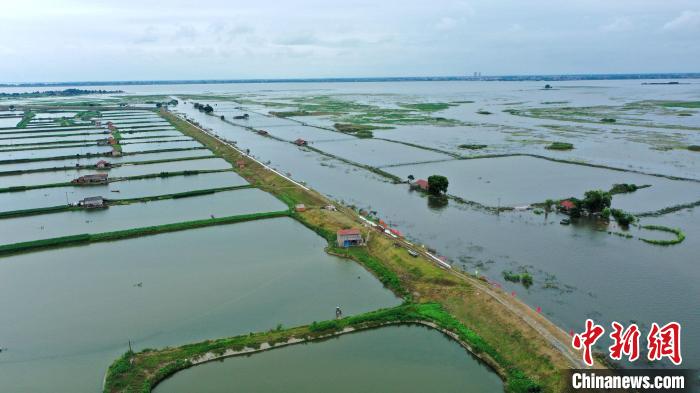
95,160,111,169
337,229,363,247
413,179,429,191
559,200,576,211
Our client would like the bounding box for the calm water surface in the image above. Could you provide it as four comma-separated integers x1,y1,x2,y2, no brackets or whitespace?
156,325,503,393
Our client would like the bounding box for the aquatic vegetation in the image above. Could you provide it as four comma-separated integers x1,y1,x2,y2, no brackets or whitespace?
399,102,457,112
54,117,76,127
458,144,488,150
609,183,649,194
657,101,700,109
476,110,492,115
270,110,332,117
333,123,389,138
16,110,36,128
76,110,101,121
610,208,635,227
222,94,465,127
639,225,685,246
688,145,700,152
507,100,700,130
545,141,574,150
502,270,533,288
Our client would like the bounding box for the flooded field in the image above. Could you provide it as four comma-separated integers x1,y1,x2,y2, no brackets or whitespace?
0,189,284,244
1,79,699,392
0,171,248,212
0,157,229,188
171,81,700,368
0,149,212,172
121,140,202,153
0,144,113,160
314,138,451,167
0,218,400,393
156,325,502,393
385,155,700,212
0,117,20,128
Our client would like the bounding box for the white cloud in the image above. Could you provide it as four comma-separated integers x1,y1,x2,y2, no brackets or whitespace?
600,17,633,32
663,10,700,31
435,17,458,31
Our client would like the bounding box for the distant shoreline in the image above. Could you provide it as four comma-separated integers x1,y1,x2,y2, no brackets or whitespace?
2,72,700,87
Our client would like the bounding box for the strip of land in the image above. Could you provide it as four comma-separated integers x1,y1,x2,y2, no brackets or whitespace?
100,109,602,393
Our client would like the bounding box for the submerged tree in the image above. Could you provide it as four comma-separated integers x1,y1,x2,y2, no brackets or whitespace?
427,175,449,195
582,190,612,213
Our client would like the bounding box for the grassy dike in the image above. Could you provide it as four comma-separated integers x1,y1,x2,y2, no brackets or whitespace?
0,168,233,193
0,146,208,166
0,155,216,176
104,303,512,393
0,210,289,257
0,185,253,220
132,110,592,392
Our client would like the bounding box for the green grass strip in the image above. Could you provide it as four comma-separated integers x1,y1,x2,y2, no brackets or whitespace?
0,155,216,177
16,111,36,128
639,225,686,246
0,169,231,193
0,185,251,219
0,210,290,256
103,302,537,393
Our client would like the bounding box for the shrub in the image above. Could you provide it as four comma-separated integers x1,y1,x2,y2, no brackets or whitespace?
610,183,647,194
503,271,521,282
458,144,487,150
582,190,612,213
610,209,635,227
427,175,449,195
545,142,574,150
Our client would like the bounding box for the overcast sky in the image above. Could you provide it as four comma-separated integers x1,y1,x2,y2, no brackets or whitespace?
1,0,699,82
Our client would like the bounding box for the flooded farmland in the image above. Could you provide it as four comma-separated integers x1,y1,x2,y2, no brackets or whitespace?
156,325,502,393
1,78,699,392
0,218,400,392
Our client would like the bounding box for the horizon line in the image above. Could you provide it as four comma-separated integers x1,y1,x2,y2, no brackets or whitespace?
2,72,700,87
